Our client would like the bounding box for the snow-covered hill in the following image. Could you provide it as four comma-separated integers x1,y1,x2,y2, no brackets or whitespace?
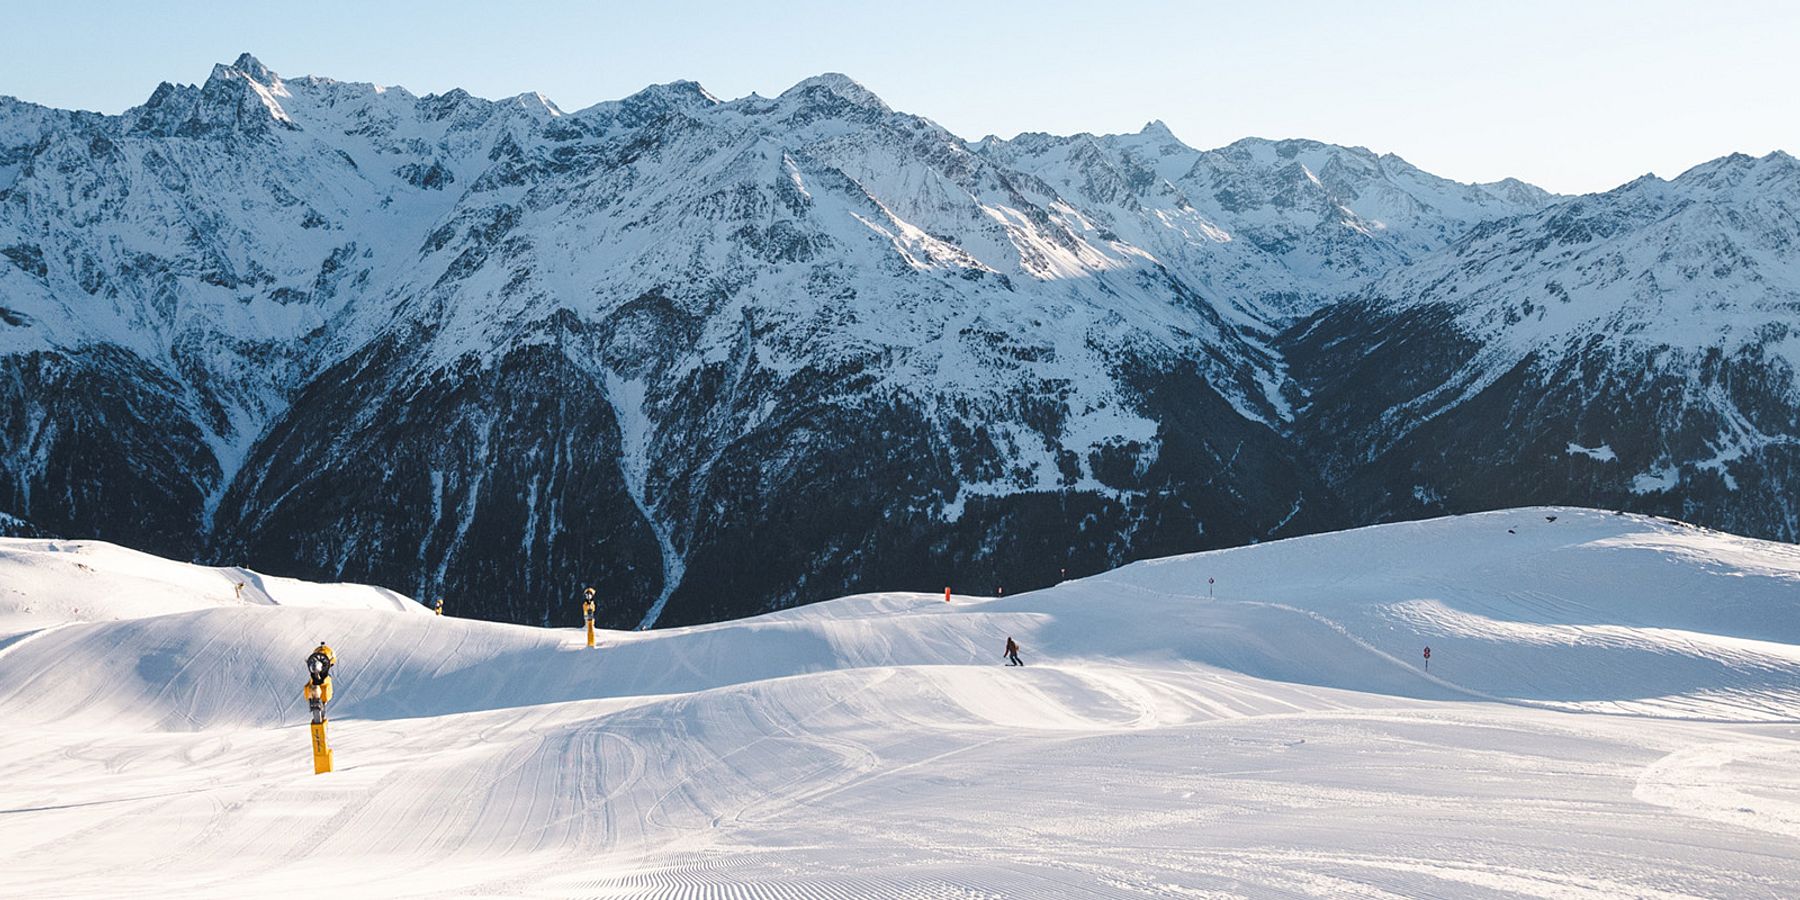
2,508,1796,896
0,537,422,630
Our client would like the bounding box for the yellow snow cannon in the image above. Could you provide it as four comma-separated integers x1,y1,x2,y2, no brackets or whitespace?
304,643,337,774
582,587,597,648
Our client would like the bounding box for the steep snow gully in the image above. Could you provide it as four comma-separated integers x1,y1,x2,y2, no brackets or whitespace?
2,507,1799,897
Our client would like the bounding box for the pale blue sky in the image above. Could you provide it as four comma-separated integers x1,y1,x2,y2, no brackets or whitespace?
3,0,1794,194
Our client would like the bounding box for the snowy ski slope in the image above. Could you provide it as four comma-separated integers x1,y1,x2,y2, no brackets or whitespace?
1,508,1798,897
0,538,424,629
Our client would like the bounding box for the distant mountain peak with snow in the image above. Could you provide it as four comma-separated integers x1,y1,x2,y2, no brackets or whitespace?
1136,119,1178,140
777,72,888,110
228,52,279,84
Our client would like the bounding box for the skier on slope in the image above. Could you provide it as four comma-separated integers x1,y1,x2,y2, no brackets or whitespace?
1004,636,1024,667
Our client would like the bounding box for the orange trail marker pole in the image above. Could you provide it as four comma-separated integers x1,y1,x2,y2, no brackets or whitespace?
944,586,951,603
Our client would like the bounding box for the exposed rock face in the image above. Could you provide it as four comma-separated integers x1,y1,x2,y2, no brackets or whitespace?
4,55,1791,626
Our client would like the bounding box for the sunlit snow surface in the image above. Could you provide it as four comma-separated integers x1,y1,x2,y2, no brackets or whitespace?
2,507,1798,897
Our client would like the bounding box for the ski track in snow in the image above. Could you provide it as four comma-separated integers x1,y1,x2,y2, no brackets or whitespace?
1635,740,1800,840
2,507,1800,897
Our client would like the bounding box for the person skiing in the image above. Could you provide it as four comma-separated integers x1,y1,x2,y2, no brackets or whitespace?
1004,636,1023,666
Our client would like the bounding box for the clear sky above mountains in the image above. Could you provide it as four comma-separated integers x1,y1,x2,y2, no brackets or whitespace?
5,0,1794,195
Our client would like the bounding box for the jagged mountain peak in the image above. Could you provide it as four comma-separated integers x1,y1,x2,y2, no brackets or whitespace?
1137,119,1179,141
1665,148,1800,195
207,54,282,94
505,91,563,117
1568,150,1798,215
120,55,298,136
1095,120,1192,158
137,79,184,109
776,72,889,112
635,79,718,106
1614,171,1666,193
0,92,73,154
418,86,484,111
228,52,280,84
1477,176,1561,208
577,79,719,124
1217,135,1377,162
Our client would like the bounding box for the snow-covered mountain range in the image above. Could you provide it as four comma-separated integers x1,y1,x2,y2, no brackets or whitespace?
1,55,1793,626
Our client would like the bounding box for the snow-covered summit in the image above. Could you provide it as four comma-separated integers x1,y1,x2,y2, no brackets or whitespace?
1135,118,1178,141
777,72,889,111
576,79,718,122
227,52,280,85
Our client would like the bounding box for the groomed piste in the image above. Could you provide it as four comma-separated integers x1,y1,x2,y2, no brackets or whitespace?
2,507,1798,897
